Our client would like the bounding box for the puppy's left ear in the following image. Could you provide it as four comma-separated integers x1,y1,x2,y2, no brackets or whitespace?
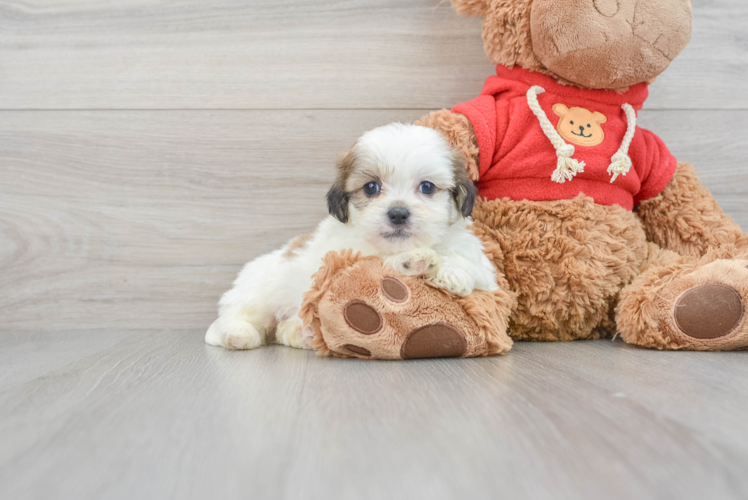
326,150,354,223
451,153,477,217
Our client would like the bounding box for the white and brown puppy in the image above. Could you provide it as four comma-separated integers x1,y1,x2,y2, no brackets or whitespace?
205,123,499,350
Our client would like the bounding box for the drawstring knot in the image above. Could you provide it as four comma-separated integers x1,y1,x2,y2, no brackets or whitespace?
552,144,586,183
607,103,637,183
608,151,633,183
557,144,576,158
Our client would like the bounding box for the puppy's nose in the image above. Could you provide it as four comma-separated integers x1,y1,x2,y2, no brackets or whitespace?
388,207,410,225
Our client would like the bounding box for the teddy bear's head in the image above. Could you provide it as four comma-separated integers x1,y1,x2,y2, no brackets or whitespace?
452,0,693,90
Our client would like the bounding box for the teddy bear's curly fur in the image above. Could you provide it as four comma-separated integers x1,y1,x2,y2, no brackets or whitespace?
301,0,748,357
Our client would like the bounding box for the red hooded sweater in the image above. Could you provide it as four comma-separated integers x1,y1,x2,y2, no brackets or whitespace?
452,65,677,210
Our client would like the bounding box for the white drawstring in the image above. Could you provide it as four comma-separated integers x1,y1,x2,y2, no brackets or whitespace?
607,103,636,183
526,86,585,184
526,87,638,185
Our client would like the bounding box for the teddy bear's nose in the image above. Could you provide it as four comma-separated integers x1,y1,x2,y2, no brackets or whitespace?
579,125,586,133
531,0,692,89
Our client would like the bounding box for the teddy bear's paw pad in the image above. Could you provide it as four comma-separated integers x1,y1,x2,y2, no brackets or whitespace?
401,323,467,359
343,300,383,334
674,283,745,340
381,277,409,303
343,344,372,357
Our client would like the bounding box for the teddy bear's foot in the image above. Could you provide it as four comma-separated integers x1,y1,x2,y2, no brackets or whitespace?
321,274,485,359
300,251,515,359
618,259,748,351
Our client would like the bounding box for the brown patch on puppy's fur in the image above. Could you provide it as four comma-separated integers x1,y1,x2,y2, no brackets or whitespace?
450,153,477,217
326,149,357,223
416,110,481,181
344,155,381,212
329,145,384,215
282,233,313,259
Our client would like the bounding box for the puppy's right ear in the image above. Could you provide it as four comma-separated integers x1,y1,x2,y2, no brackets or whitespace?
326,150,354,224
451,0,489,17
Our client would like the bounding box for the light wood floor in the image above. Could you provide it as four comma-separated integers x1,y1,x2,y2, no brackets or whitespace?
1,1,747,499
3,332,748,500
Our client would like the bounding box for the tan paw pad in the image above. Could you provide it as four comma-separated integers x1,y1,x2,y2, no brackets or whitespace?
401,323,467,359
343,300,383,335
381,277,409,303
674,283,745,339
343,344,372,357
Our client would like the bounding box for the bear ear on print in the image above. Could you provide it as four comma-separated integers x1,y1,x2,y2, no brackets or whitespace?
301,0,748,357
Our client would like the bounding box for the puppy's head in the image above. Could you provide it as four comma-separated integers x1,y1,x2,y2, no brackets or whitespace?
326,123,476,253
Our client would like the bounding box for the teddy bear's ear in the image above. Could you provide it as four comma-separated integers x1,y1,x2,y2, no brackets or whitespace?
451,0,489,17
593,111,608,124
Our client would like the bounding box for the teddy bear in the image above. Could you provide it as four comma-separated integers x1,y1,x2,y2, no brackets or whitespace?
300,0,748,358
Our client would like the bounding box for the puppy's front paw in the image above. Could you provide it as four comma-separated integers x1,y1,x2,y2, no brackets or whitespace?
205,318,263,350
275,318,314,350
386,248,440,277
431,266,475,297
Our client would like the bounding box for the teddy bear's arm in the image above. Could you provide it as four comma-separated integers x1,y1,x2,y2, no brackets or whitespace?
637,162,748,258
415,110,481,182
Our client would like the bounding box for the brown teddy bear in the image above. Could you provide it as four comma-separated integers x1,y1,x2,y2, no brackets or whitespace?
300,0,748,358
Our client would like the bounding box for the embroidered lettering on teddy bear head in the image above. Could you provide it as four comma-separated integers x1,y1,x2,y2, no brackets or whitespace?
552,104,607,147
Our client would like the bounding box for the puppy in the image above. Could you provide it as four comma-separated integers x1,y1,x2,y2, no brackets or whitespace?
205,123,499,350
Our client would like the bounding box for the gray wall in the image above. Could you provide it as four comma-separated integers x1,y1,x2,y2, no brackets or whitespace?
1,0,746,331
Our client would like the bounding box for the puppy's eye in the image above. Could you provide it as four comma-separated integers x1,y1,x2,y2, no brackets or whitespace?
419,181,436,196
363,181,380,197
570,121,574,125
